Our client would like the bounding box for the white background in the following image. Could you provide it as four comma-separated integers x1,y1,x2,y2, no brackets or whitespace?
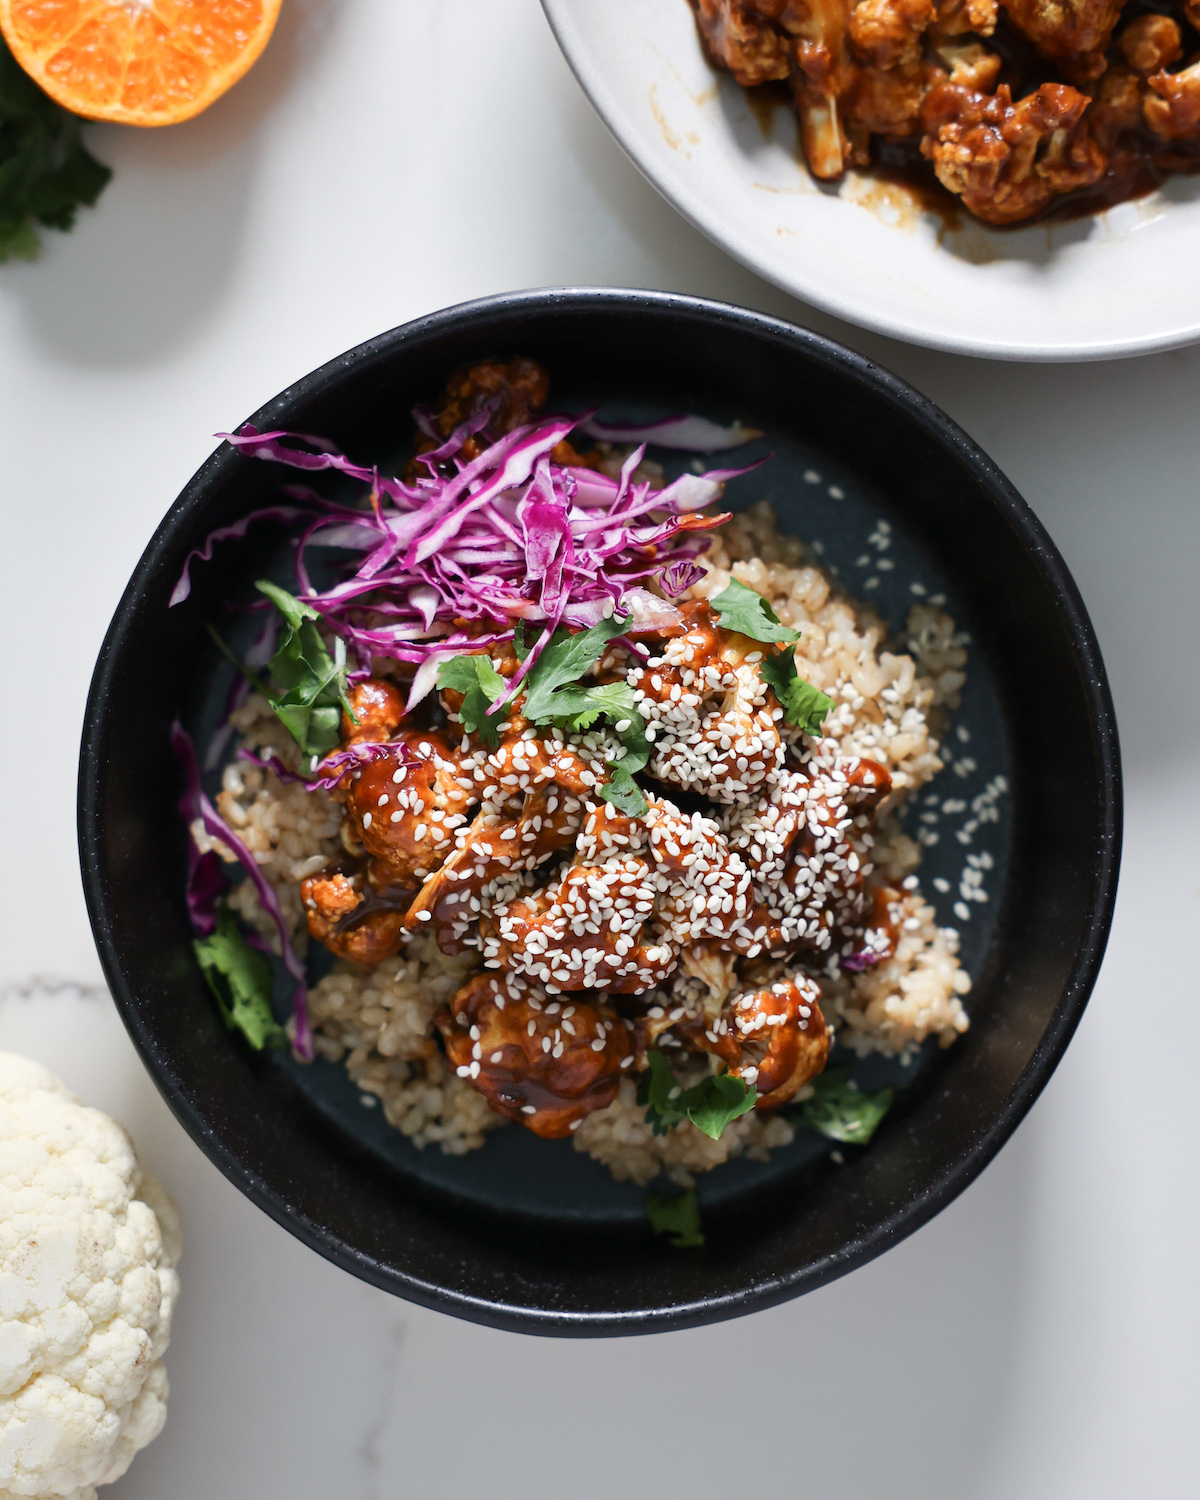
1,2,1197,1496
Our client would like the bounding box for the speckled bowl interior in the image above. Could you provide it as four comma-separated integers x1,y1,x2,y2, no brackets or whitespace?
78,290,1120,1335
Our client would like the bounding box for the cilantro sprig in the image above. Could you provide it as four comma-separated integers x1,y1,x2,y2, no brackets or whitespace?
439,615,653,814
1,37,111,262
514,616,631,720
793,1068,894,1145
637,1049,757,1141
255,581,357,760
645,1186,705,1249
709,580,833,733
597,765,650,817
436,653,507,747
759,650,836,737
193,904,286,1052
709,578,800,645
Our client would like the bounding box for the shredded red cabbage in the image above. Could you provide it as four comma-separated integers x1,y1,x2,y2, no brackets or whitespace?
576,414,761,451
234,747,305,784
237,740,417,791
173,408,754,706
841,948,884,973
170,506,304,606
174,720,228,934
172,722,313,1059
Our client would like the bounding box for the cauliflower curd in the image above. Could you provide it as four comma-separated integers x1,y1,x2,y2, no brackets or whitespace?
0,1054,180,1500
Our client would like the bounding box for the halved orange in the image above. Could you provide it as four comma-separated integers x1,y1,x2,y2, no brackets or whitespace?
0,0,282,127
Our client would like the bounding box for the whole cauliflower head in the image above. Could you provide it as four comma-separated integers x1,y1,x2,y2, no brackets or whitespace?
0,1054,181,1500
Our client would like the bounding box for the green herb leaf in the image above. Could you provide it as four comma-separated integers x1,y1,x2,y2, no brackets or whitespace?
636,1050,684,1136
645,1186,705,1249
794,1068,894,1145
545,679,638,734
256,581,355,759
686,1073,761,1140
710,578,800,645
637,1049,757,1140
514,619,653,810
443,619,655,804
518,616,631,722
437,653,507,748
759,650,836,736
193,905,286,1051
544,678,652,809
611,709,651,779
1,37,111,263
599,767,649,818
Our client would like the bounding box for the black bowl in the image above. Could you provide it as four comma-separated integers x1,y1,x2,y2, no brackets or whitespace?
78,289,1120,1335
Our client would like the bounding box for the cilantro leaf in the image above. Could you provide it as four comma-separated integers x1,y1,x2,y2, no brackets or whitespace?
256,581,355,760
759,650,836,736
514,619,654,811
645,1186,705,1249
518,616,631,722
1,37,111,262
794,1068,894,1145
599,767,649,818
636,1051,687,1136
545,678,652,812
710,578,800,645
686,1073,761,1139
546,679,638,734
437,653,506,748
194,904,286,1051
442,619,655,806
610,708,651,778
637,1050,757,1140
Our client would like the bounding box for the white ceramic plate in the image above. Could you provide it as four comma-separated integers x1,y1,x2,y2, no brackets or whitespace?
542,0,1200,359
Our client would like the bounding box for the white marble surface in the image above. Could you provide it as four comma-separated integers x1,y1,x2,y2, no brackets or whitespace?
0,1,1197,1495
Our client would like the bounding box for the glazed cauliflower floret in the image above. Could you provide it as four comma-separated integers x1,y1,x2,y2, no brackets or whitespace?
850,0,934,69
787,0,860,178
1117,14,1181,76
846,57,931,138
1144,60,1200,143
920,81,1106,224
1001,0,1124,82
692,0,791,85
927,35,1003,93
0,1054,180,1500
934,0,998,35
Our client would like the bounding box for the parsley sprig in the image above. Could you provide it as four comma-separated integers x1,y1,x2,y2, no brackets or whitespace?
193,904,286,1052
637,1049,757,1140
793,1068,894,1145
438,615,652,813
1,37,111,262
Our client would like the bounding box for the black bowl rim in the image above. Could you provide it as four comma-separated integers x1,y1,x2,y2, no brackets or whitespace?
78,287,1122,1334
